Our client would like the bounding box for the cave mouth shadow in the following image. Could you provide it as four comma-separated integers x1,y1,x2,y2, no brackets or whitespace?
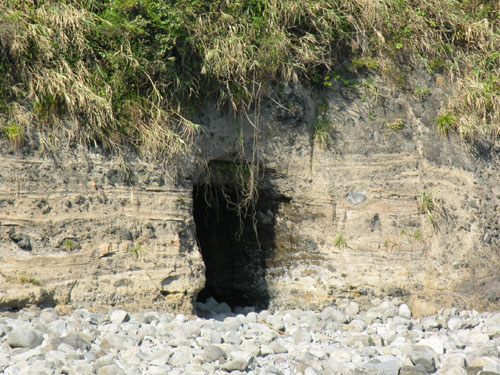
193,163,288,313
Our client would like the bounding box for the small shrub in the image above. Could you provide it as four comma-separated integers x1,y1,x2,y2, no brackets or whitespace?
401,228,423,241
428,58,446,73
420,191,434,210
413,230,424,241
314,116,334,147
351,58,379,72
360,78,384,103
418,191,442,229
314,102,335,149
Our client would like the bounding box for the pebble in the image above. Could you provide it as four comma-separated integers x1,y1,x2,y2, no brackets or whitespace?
109,310,129,325
201,344,225,362
7,327,43,349
399,304,412,319
0,298,499,375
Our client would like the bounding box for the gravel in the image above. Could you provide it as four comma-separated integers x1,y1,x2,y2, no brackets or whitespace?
0,297,499,374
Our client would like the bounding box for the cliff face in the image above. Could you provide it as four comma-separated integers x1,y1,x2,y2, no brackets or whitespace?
0,150,204,313
1,72,499,315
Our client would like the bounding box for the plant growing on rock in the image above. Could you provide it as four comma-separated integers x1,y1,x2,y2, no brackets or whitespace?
418,191,442,230
401,229,424,242
130,241,147,259
314,115,335,148
19,275,42,286
314,100,335,148
2,119,25,148
360,78,385,103
334,234,347,250
436,113,457,136
64,239,75,251
413,230,424,241
385,119,405,131
413,86,431,101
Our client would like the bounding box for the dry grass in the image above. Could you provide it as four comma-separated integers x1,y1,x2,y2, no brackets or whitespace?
1,1,113,144
0,0,498,155
349,0,499,144
0,0,199,158
448,53,500,144
193,0,350,111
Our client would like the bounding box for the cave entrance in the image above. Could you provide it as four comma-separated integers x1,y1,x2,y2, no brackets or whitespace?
193,161,285,311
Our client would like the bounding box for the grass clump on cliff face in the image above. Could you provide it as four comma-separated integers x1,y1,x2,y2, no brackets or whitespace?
19,275,42,286
0,0,498,156
334,234,347,250
436,113,457,136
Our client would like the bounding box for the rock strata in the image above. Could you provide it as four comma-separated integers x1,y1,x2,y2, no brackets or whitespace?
0,298,499,375
1,74,500,314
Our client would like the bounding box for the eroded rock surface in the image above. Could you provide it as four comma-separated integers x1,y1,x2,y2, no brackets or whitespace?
0,151,204,313
195,74,500,314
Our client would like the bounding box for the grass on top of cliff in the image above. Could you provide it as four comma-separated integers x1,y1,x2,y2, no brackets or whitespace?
0,0,498,156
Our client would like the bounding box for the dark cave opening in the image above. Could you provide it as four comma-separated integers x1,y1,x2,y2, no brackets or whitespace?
193,172,286,311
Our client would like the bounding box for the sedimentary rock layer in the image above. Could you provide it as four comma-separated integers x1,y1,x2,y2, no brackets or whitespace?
1,73,499,314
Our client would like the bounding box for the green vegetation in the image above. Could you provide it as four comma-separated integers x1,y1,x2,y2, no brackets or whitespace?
2,122,24,147
436,113,457,136
314,115,334,147
64,239,75,251
360,78,384,103
419,191,436,214
413,86,431,101
386,119,406,131
413,230,424,241
401,228,424,241
314,100,334,147
19,275,42,286
418,191,442,229
334,234,347,250
351,58,379,72
130,241,147,259
0,0,498,155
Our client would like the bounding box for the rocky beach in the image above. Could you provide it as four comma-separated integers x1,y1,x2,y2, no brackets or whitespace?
1,298,499,375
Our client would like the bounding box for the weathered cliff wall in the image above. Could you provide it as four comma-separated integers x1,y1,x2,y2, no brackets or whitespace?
195,73,500,316
0,149,204,313
1,72,499,315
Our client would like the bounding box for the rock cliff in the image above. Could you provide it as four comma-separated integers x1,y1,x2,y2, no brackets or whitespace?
0,150,204,314
1,72,499,315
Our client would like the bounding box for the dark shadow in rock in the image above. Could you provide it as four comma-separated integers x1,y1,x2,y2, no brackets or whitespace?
193,162,289,313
